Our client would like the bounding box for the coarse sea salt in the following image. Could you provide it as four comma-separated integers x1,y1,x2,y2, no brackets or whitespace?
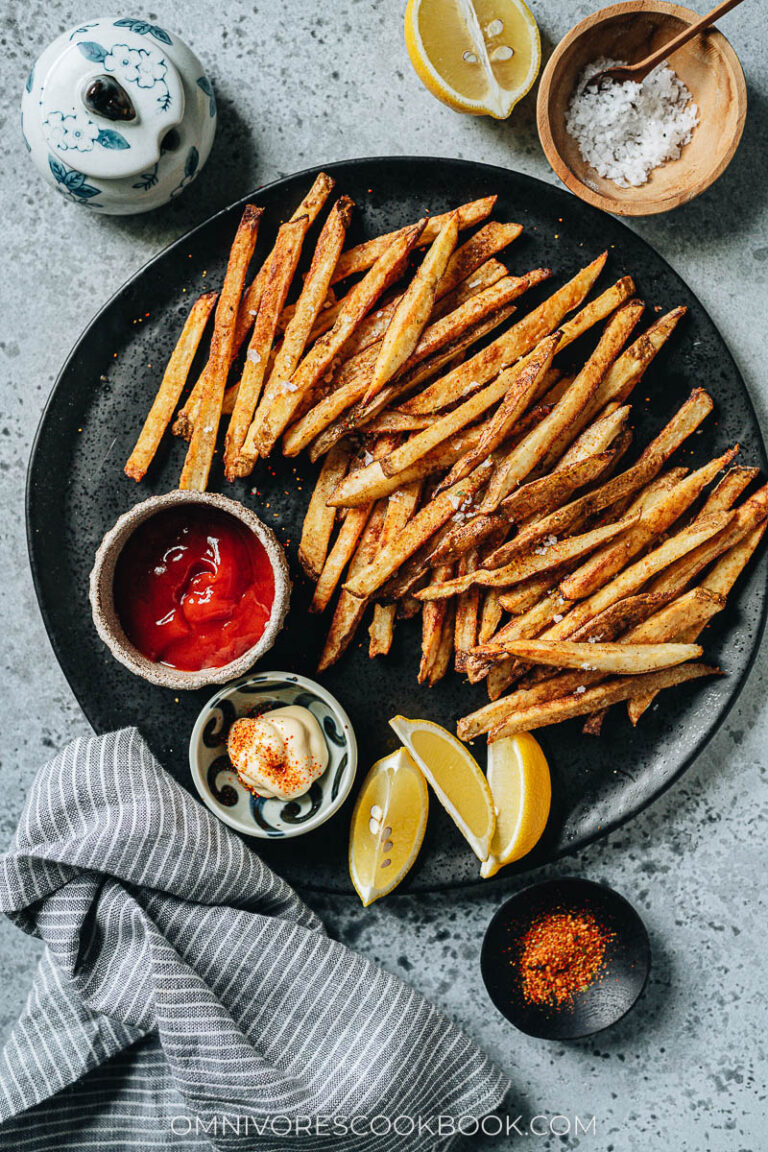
565,57,699,189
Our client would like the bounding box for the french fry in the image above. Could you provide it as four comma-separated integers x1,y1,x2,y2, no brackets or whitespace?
582,307,687,424
343,457,496,600
416,514,640,599
541,512,734,641
433,331,562,492
498,574,567,615
479,588,503,644
553,404,631,471
455,551,481,671
363,412,438,432
368,478,422,657
279,221,427,455
245,196,355,457
124,291,217,481
291,269,548,458
479,300,644,512
362,212,459,405
178,205,262,490
628,528,766,724
436,221,522,297
692,465,759,519
174,173,334,437
487,663,718,740
419,564,454,683
375,330,560,488
490,639,702,674
400,255,612,416
225,216,311,477
317,501,387,671
298,441,352,579
331,196,497,282
369,603,396,657
559,447,738,601
305,310,507,462
647,482,768,598
310,504,372,613
235,171,335,346
429,599,457,686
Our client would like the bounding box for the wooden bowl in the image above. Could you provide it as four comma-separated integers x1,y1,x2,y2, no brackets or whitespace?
536,1,747,216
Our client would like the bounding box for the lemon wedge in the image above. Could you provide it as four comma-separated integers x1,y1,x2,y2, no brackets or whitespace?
389,716,495,861
404,0,541,119
349,747,429,906
480,733,551,879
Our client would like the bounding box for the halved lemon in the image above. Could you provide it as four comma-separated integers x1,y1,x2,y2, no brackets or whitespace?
389,716,495,861
349,747,429,906
404,0,541,119
480,732,551,879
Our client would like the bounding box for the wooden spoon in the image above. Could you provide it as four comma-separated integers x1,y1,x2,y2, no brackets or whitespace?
584,0,747,88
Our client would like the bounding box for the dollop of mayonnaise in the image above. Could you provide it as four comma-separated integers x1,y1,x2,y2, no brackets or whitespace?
227,706,329,801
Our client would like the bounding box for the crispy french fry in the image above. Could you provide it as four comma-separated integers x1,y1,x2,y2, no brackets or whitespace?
400,255,612,417
317,501,387,671
419,564,454,684
433,331,562,492
455,551,481,671
560,447,738,601
290,269,547,458
491,639,702,674
417,514,640,599
647,482,768,598
175,174,334,437
436,221,522,297
362,212,459,406
178,205,262,490
343,457,496,600
478,588,503,644
245,196,354,457
693,465,759,519
542,512,733,641
279,221,426,454
582,307,687,424
553,404,631,471
310,504,371,614
487,663,717,740
628,528,766,725
369,603,397,657
331,196,497,282
372,330,560,490
429,599,456,686
124,291,217,481
298,441,352,579
363,412,438,432
479,300,644,512
225,216,310,477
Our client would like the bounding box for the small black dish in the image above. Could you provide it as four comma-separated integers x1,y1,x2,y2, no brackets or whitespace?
481,877,651,1040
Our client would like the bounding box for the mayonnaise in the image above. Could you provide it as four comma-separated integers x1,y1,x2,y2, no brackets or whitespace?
227,706,329,801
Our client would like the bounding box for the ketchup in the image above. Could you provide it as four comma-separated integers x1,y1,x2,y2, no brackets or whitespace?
114,506,275,671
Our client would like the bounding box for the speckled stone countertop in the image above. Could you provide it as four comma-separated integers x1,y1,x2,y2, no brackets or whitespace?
1,3,766,1148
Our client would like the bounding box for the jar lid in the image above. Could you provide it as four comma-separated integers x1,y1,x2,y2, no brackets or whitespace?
40,28,184,180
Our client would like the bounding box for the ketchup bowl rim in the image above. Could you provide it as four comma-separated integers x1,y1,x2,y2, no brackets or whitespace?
89,489,291,690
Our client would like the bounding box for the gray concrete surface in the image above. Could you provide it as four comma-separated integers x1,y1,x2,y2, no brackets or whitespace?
1,2,766,1148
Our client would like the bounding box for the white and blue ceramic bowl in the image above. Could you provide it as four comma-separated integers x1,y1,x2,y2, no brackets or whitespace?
189,672,358,839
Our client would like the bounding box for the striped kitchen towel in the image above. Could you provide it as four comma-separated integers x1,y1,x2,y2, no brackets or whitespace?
0,728,509,1150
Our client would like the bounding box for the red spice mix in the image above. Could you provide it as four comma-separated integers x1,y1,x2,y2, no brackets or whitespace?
518,909,613,1007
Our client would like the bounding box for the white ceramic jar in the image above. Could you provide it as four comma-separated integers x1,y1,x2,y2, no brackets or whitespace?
21,17,217,214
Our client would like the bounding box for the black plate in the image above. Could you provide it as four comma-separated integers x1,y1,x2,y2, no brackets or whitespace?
481,878,651,1039
27,157,768,892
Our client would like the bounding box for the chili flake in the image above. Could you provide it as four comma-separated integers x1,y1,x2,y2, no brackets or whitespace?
518,909,612,1007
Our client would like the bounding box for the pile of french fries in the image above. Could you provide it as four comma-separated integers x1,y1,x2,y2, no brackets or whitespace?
125,173,766,743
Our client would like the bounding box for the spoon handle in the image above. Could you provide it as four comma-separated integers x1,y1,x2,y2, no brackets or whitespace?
638,0,747,74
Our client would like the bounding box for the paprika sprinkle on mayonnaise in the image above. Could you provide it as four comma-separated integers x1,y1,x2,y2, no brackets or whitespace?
518,909,613,1008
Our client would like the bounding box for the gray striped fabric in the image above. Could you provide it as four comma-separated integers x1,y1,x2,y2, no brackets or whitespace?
0,728,509,1149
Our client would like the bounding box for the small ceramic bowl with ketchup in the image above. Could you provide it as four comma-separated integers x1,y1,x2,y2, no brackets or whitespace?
89,490,291,690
